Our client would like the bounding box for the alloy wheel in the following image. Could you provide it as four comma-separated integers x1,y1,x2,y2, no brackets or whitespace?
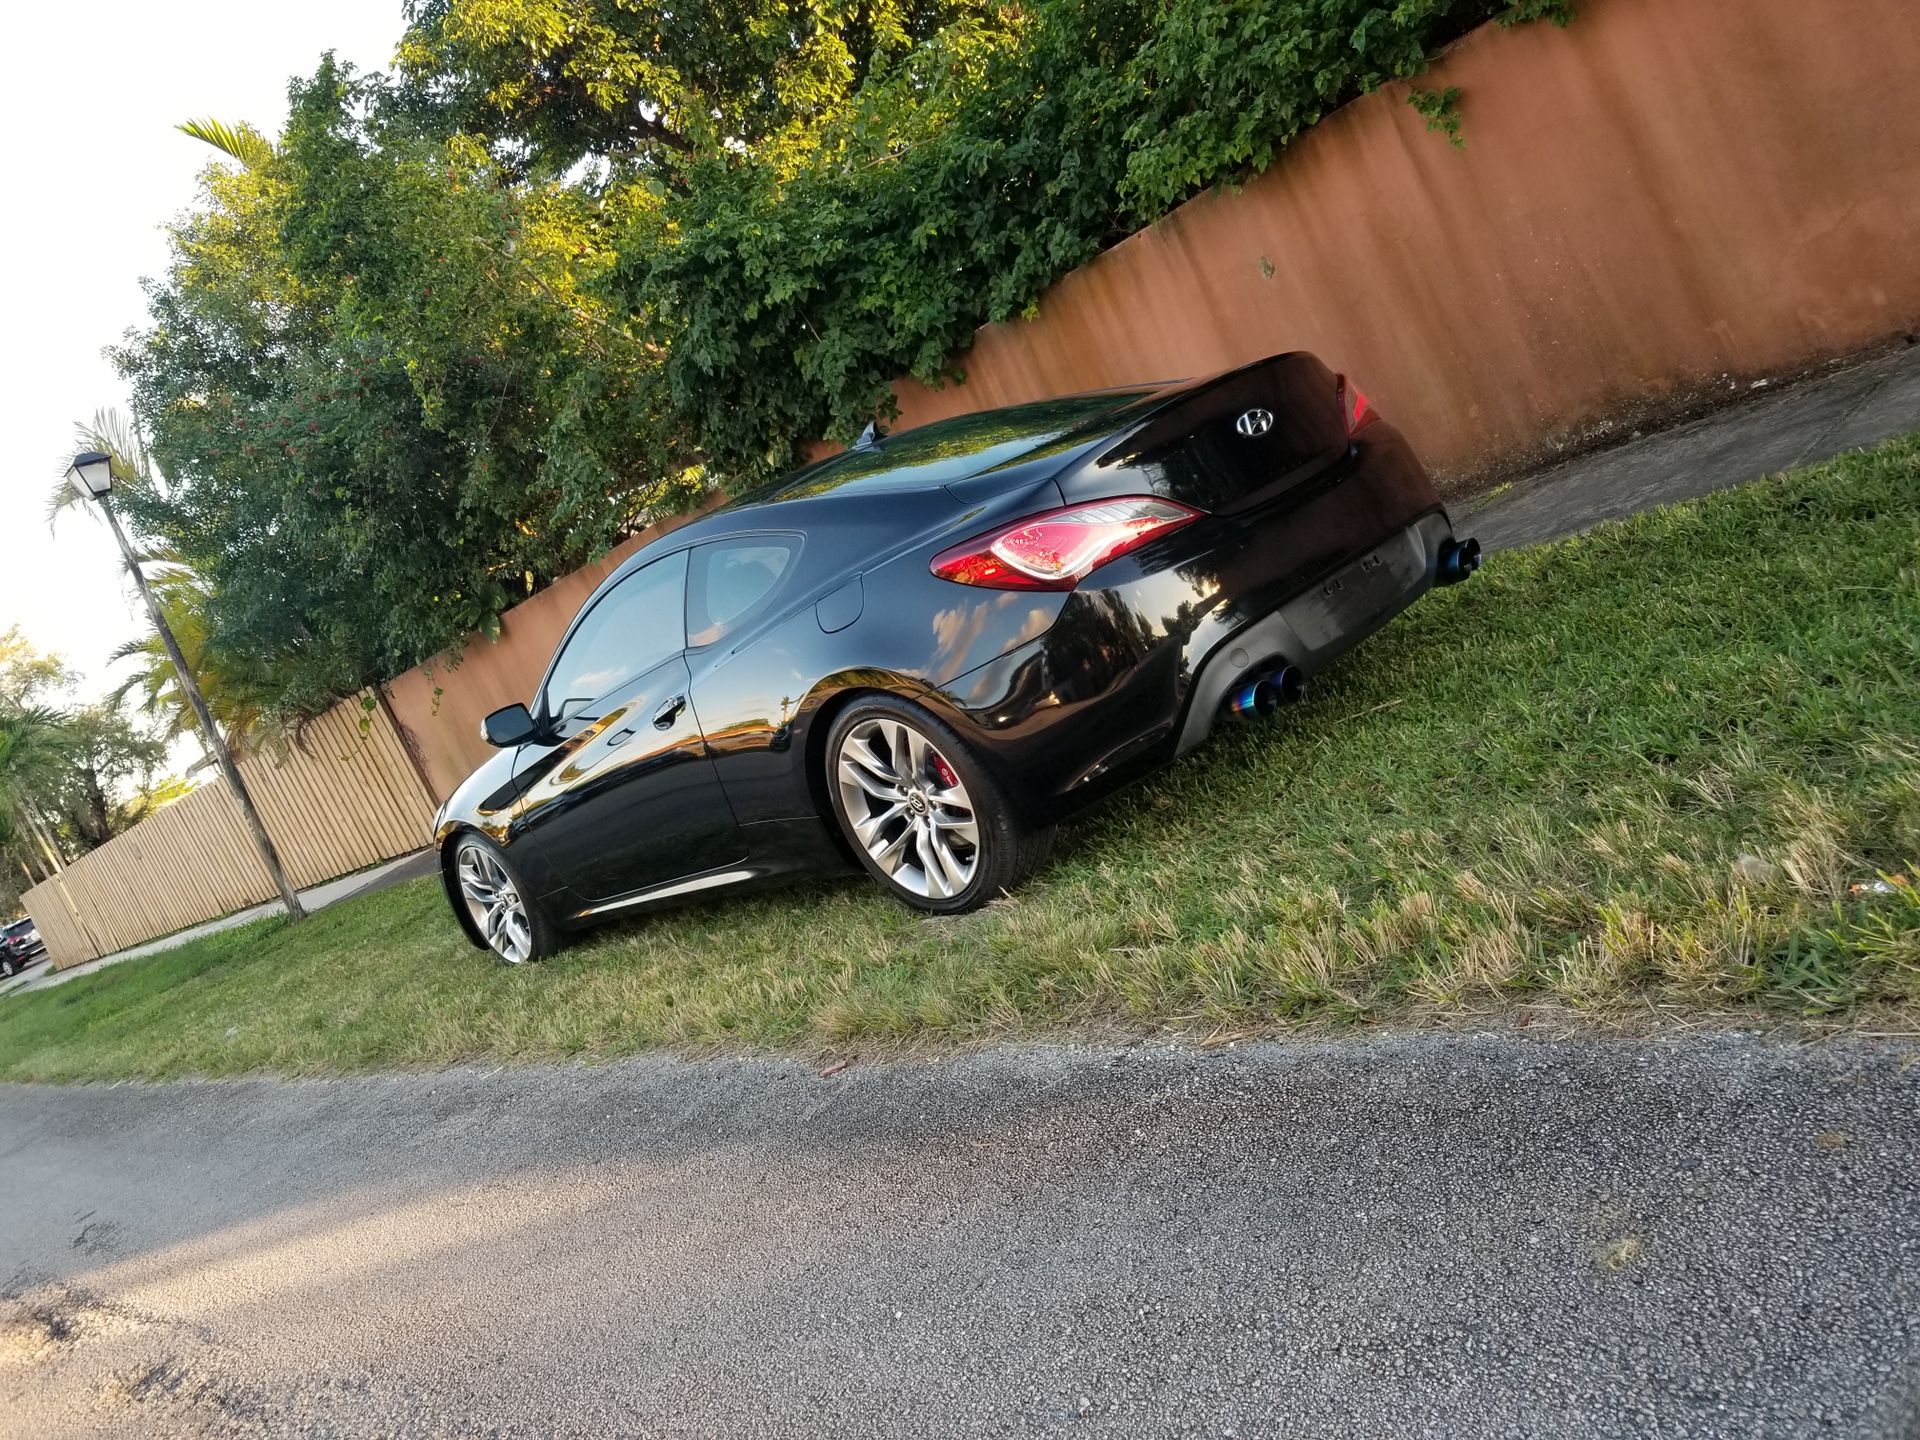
834,717,981,899
456,842,534,964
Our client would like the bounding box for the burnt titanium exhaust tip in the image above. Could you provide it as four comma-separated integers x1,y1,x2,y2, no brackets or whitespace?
1438,536,1482,585
1227,677,1278,720
1224,664,1307,721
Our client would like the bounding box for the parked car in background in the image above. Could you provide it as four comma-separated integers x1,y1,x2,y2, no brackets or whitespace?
1,918,46,977
434,352,1482,963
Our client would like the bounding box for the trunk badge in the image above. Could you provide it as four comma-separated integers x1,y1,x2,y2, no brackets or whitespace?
1235,408,1274,437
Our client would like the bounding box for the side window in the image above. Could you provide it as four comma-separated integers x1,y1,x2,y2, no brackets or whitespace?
686,538,797,649
542,551,688,721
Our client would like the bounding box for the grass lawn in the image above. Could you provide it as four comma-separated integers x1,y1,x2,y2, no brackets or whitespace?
3,438,1918,1081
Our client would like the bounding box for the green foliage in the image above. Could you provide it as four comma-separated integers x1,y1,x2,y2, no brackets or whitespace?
1500,0,1576,25
106,565,282,755
394,0,993,170
0,628,75,710
40,704,168,849
178,117,275,170
614,0,1566,483
116,64,699,720
0,633,171,902
1408,86,1465,146
0,635,80,895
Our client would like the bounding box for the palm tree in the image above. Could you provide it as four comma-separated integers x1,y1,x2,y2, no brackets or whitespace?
106,564,283,764
0,707,74,873
179,117,274,170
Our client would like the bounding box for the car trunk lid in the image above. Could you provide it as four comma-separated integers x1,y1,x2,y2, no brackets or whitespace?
1052,353,1357,515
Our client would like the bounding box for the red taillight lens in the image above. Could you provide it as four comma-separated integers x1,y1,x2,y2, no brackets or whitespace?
931,497,1204,590
1337,374,1375,437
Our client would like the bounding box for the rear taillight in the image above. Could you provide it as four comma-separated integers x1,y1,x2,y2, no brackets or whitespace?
930,497,1204,591
1337,375,1375,437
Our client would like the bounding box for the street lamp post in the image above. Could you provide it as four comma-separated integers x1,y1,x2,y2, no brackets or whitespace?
65,451,306,922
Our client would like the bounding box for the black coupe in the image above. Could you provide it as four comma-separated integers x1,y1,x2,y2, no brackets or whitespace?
434,352,1480,962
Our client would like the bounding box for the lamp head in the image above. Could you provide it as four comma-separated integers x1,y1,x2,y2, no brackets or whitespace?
66,451,114,501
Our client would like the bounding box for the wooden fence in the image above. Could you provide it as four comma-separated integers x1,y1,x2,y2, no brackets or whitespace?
23,692,437,968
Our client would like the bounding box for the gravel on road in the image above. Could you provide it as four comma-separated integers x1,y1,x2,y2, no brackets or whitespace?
2,1033,1916,1438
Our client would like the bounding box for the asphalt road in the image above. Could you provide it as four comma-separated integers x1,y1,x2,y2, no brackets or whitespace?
2,1034,1916,1438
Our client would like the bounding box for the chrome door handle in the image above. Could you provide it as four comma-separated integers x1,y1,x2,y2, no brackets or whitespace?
652,694,688,729
605,726,636,748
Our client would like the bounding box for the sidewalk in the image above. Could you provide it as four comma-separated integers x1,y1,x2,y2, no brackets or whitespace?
0,848,438,1000
1456,342,1920,550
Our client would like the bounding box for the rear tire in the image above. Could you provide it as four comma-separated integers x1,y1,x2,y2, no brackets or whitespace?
450,834,560,965
825,695,1051,914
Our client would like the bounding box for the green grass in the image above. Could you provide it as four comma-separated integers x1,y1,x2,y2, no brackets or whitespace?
5,438,1919,1081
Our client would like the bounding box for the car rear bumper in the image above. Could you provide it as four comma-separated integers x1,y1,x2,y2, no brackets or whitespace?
1171,510,1452,756
934,423,1456,826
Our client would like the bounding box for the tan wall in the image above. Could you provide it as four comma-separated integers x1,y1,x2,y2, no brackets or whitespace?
888,0,1920,484
384,498,728,801
24,691,438,968
26,876,104,973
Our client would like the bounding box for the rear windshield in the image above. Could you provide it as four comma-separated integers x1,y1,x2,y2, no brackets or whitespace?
747,390,1163,502
2,920,30,938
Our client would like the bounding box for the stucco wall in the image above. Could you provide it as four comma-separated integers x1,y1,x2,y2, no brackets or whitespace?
887,0,1920,484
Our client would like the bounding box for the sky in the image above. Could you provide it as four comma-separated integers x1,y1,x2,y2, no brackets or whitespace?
0,0,406,739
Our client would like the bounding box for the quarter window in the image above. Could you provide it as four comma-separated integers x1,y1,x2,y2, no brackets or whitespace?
687,539,797,648
542,551,688,721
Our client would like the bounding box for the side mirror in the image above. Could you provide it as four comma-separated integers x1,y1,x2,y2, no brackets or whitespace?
482,703,540,748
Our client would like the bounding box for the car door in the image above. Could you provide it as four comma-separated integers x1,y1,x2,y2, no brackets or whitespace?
510,551,745,907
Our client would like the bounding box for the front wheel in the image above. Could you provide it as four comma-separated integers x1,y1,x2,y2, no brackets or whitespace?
826,696,1051,914
451,835,559,965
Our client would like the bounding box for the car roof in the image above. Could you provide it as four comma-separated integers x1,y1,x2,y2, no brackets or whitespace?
724,385,1175,508
609,382,1191,571
585,370,1255,614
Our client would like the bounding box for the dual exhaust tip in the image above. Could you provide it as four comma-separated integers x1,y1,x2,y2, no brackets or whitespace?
1226,664,1307,722
1222,534,1480,724
1438,536,1482,586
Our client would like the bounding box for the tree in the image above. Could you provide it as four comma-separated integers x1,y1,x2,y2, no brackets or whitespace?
112,66,700,730
0,627,76,710
0,635,76,893
0,707,76,872
107,564,287,759
41,704,167,850
394,0,993,172
0,625,171,859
